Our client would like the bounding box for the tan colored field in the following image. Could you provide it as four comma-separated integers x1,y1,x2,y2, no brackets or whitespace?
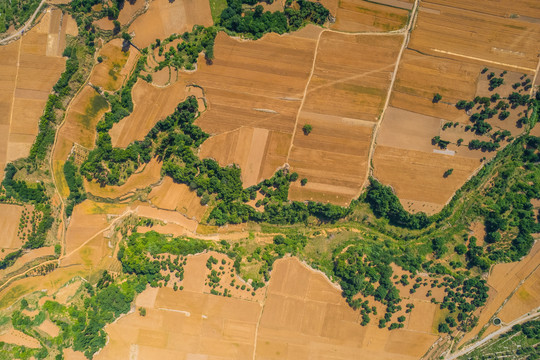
199,127,291,187
424,0,540,19
373,145,481,214
408,3,540,72
136,205,199,233
84,158,162,199
38,318,60,337
497,267,540,323
0,204,23,250
109,80,193,147
0,9,74,179
128,0,213,49
189,32,318,188
459,240,540,346
390,49,481,121
288,32,403,205
0,329,40,348
63,200,127,255
98,256,438,359
330,0,410,32
257,258,437,359
90,38,139,91
148,177,207,221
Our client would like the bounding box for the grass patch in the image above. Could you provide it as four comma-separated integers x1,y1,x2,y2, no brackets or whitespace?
209,0,227,24
79,93,108,130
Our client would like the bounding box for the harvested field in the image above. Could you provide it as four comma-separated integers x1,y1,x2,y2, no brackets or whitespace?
0,204,23,251
0,9,73,179
97,287,261,359
408,3,540,72
199,127,291,187
390,49,481,121
407,300,437,333
373,145,481,214
187,31,316,186
288,33,403,205
0,329,40,348
423,0,540,19
109,80,198,147
330,0,410,32
38,319,60,337
90,38,138,91
63,200,126,255
136,205,199,233
98,256,438,359
256,257,438,359
497,266,540,323
148,177,207,221
459,241,540,346
84,158,162,199
128,0,213,49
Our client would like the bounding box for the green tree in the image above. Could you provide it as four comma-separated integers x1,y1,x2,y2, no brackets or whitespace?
302,124,312,135
433,93,442,103
443,168,454,178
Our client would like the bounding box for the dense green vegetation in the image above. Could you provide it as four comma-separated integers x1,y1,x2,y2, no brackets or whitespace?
219,0,329,39
0,0,41,33
63,159,86,217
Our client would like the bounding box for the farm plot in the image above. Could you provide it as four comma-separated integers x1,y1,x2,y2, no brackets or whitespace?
256,257,438,359
330,0,410,32
0,204,24,251
408,2,540,72
97,285,261,359
0,9,74,179
148,177,208,221
423,0,540,19
128,0,213,49
288,32,403,205
373,145,481,214
90,38,138,91
188,31,317,185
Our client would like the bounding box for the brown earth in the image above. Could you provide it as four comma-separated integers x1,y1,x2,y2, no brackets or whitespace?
330,0,410,32
0,9,73,179
373,145,482,214
38,318,60,337
408,2,540,72
128,0,213,49
423,0,540,19
148,177,208,221
0,204,23,250
98,256,438,359
289,32,403,205
0,328,40,348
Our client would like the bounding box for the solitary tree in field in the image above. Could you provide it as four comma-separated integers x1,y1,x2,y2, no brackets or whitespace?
302,124,312,135
301,178,308,186
433,93,442,103
443,169,454,178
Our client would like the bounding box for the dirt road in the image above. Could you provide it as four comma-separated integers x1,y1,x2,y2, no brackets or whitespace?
444,307,540,360
0,0,47,45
